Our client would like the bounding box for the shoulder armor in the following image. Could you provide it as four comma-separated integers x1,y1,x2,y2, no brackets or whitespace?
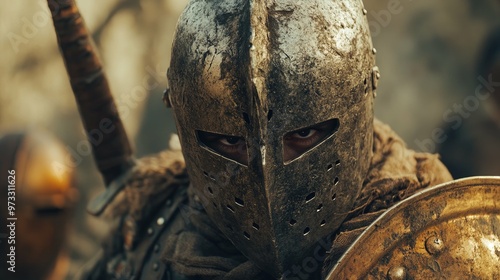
81,149,189,280
327,176,500,280
88,149,187,217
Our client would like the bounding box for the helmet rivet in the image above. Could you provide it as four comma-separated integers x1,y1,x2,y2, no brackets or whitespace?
162,88,172,108
363,8,367,15
157,217,165,226
372,48,377,55
153,262,159,271
425,236,444,255
387,266,407,280
372,66,381,93
147,228,154,236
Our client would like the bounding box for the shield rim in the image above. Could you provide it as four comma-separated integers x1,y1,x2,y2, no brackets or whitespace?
326,176,500,279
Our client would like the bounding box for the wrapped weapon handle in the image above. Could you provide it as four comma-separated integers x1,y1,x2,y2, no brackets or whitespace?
48,0,134,185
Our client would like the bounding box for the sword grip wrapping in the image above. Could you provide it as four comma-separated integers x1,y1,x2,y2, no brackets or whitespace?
48,0,134,184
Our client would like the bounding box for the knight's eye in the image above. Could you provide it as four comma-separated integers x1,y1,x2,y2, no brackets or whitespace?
222,137,242,145
197,130,248,165
283,118,340,163
295,129,315,138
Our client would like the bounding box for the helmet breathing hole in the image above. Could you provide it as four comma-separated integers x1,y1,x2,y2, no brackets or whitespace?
327,164,333,171
235,197,244,207
320,220,326,227
289,219,297,226
332,193,337,201
267,110,273,121
213,202,218,209
306,192,316,203
208,187,214,194
252,222,260,230
242,112,250,124
203,171,209,177
303,227,310,236
317,204,323,212
244,231,251,240
334,177,339,185
335,160,341,166
226,205,235,213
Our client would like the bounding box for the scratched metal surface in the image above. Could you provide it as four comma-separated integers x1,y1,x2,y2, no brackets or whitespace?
327,176,500,280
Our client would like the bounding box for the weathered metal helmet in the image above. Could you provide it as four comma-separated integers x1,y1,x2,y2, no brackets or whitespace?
167,0,378,277
327,177,500,280
0,131,77,280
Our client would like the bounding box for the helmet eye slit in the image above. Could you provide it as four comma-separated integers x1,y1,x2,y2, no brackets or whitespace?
196,130,249,166
282,118,340,164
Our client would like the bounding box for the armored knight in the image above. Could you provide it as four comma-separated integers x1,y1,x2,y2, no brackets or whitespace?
0,131,77,280
46,0,500,279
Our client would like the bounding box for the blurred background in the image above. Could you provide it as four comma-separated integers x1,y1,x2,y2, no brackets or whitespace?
0,0,499,279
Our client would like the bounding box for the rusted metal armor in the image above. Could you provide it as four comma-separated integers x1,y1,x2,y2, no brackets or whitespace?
167,0,377,276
